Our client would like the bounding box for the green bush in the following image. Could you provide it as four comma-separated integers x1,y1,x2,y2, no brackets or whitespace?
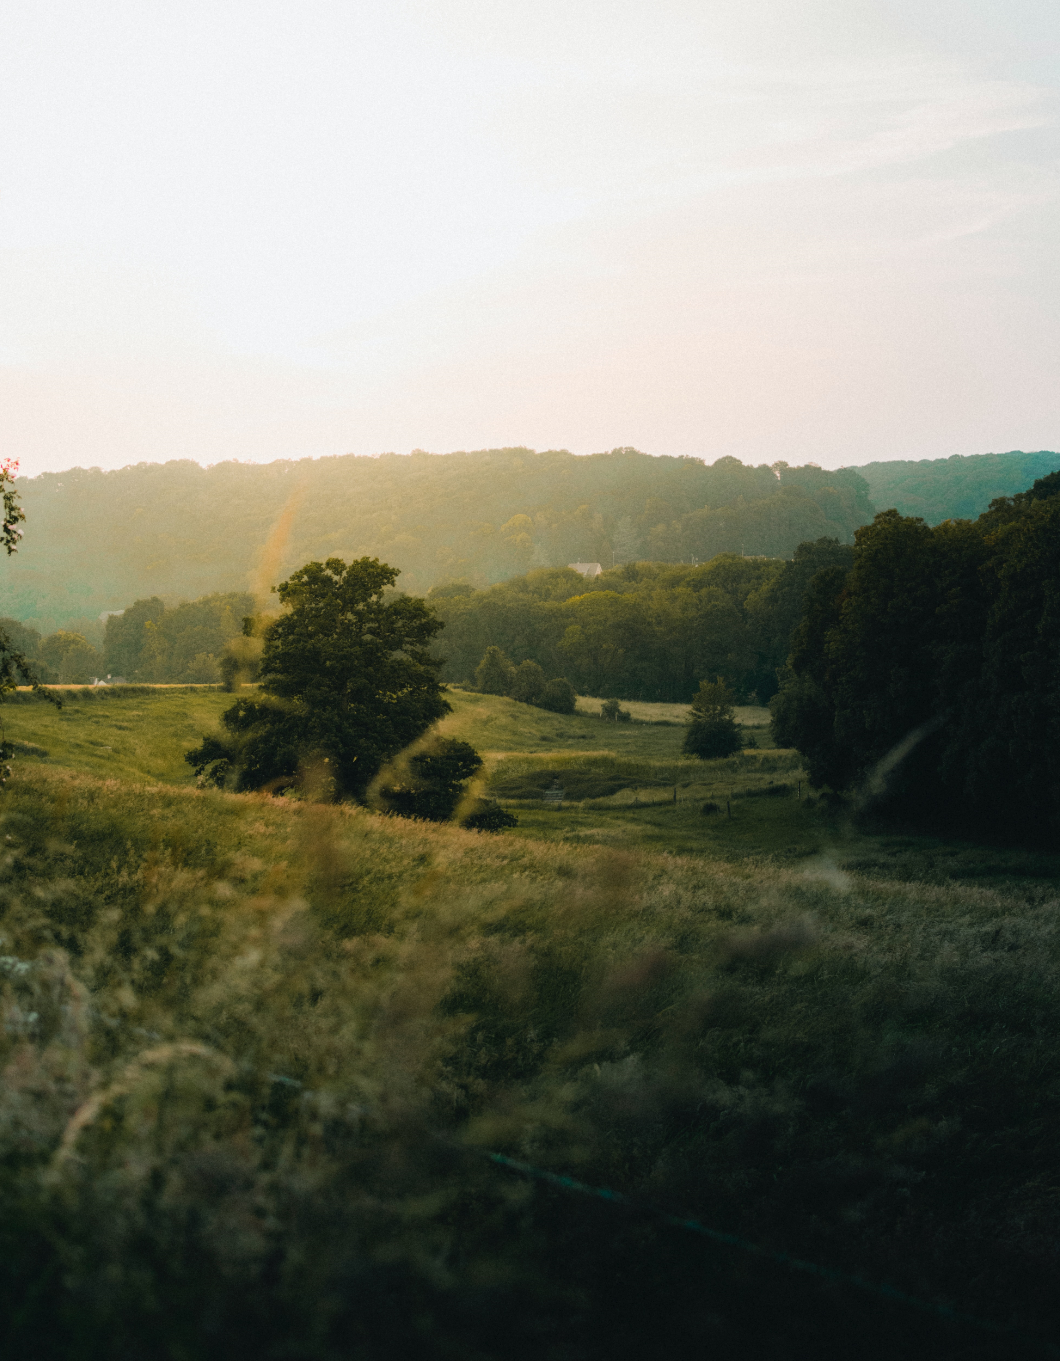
536,676,576,714
683,715,741,759
509,659,546,704
460,799,519,832
474,645,516,695
683,678,741,759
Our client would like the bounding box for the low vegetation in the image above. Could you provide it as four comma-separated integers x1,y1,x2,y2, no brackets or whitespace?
2,749,1059,1359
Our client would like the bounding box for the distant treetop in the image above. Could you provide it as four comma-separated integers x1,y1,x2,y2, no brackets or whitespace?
8,445,1057,636
2,448,875,632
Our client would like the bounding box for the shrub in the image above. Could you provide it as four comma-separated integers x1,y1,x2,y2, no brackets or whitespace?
684,716,742,759
510,659,546,705
536,677,576,714
460,799,519,832
474,646,516,695
684,677,741,759
600,697,632,722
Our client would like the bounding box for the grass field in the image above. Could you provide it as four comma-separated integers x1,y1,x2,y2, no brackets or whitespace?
2,687,788,857
441,686,695,759
2,758,1059,1358
1,685,234,784
5,685,1052,880
2,681,1060,1357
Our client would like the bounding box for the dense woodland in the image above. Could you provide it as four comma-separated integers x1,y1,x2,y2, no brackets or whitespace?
3,448,873,631
428,543,853,702
3,445,1054,640
774,470,1060,842
857,448,1059,524
0,592,254,684
1,542,849,701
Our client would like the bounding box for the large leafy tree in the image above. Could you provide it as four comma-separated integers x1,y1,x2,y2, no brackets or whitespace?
187,557,449,798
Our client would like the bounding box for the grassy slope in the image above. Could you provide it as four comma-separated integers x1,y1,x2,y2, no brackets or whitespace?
2,686,233,785
7,687,1047,878
440,687,692,759
3,682,1060,1355
3,685,702,781
2,761,1060,1358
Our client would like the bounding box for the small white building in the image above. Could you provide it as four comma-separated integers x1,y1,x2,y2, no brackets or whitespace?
568,562,603,578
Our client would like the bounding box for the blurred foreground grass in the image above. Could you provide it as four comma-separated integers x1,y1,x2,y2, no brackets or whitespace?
1,755,1059,1359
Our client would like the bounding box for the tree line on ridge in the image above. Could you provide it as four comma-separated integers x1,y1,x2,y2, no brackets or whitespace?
4,449,872,631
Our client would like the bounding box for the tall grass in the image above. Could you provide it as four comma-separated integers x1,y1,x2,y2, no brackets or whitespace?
1,763,1059,1357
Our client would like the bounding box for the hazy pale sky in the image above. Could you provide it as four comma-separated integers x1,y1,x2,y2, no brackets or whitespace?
2,0,1057,475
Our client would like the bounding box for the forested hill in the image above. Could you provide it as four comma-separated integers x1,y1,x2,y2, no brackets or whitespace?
854,449,1060,524
3,449,872,632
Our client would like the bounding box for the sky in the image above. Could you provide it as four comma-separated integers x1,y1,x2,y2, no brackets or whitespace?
1,0,1057,476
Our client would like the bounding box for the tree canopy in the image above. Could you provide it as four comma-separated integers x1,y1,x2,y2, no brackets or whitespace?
772,472,1060,842
432,545,852,703
4,449,874,632
186,558,449,798
857,449,1060,525
104,593,254,683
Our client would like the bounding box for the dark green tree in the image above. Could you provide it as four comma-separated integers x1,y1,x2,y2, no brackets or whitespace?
684,679,741,759
186,558,448,798
0,618,51,681
772,474,1060,841
747,538,855,700
536,677,576,714
769,564,854,788
474,645,516,695
41,630,102,684
509,658,546,704
103,597,165,678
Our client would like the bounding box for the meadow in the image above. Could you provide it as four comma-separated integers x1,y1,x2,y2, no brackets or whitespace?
2,684,1059,1358
1,684,234,784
